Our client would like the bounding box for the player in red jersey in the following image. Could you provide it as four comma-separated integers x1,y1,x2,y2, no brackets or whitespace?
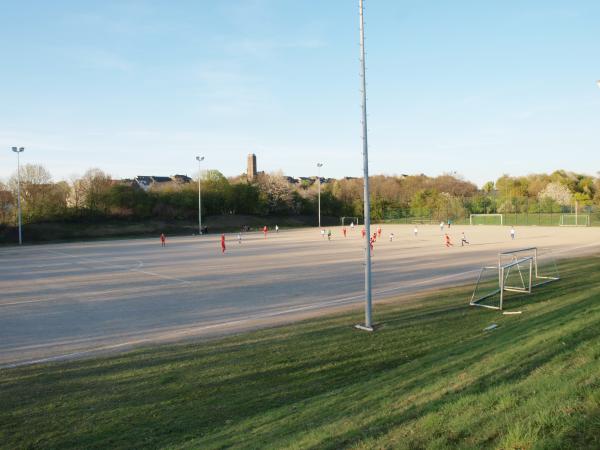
445,233,453,247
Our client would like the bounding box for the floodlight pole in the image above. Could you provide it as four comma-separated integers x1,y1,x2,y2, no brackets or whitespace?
317,163,323,227
196,156,204,235
356,0,373,331
11,146,24,245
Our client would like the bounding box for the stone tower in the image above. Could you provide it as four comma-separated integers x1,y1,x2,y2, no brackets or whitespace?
247,153,257,181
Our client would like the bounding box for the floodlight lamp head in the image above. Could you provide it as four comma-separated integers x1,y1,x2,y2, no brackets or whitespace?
12,146,24,153
597,80,600,88
196,156,204,162
317,163,323,167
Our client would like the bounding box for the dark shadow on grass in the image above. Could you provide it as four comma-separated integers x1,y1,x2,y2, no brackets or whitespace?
2,256,600,449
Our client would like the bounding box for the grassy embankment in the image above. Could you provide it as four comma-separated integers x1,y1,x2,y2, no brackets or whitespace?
0,214,335,245
2,256,600,449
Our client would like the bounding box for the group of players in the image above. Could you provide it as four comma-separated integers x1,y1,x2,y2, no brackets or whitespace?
159,224,280,253
158,220,517,253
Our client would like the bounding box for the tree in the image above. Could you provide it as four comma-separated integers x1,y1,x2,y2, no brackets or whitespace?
431,174,477,197
538,182,573,207
79,169,113,214
199,170,232,215
0,181,14,224
331,178,363,216
228,182,260,215
68,175,86,212
103,184,153,218
8,164,65,221
256,172,298,215
482,181,495,193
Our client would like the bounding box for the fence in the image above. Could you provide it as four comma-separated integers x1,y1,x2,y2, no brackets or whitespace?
382,196,600,227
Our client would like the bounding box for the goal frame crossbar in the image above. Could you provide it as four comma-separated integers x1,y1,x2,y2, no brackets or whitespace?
470,214,503,225
559,213,590,227
498,247,559,287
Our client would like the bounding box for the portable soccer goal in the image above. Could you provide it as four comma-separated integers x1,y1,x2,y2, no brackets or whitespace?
559,214,590,227
410,217,437,224
341,216,361,226
470,247,560,310
470,214,503,225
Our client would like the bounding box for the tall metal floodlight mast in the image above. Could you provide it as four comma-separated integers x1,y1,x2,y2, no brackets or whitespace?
356,0,373,332
196,156,205,234
11,147,24,245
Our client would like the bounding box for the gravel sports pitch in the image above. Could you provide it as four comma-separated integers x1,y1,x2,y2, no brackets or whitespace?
2,224,600,367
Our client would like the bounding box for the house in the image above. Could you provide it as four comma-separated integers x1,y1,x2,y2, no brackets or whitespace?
172,174,192,184
111,179,136,187
133,175,192,191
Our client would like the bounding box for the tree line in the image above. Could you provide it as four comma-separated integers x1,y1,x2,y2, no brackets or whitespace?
1,165,599,227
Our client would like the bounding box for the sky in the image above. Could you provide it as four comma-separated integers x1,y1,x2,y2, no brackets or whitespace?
1,0,599,187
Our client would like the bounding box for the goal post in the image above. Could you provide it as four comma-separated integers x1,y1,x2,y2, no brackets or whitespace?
470,247,559,310
470,257,533,310
341,216,361,226
470,214,503,225
410,217,437,225
559,214,590,227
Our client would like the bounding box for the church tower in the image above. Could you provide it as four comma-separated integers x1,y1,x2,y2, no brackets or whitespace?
247,153,257,181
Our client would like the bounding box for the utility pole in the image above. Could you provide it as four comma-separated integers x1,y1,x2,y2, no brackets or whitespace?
356,0,373,332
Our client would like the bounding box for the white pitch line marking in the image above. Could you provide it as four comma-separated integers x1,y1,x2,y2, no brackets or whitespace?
2,241,599,368
44,250,190,285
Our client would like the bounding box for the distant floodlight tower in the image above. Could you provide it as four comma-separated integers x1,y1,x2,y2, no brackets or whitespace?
317,163,323,227
356,0,373,332
597,80,600,89
196,156,205,235
11,146,25,245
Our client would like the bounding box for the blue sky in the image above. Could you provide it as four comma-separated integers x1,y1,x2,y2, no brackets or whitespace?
1,0,599,186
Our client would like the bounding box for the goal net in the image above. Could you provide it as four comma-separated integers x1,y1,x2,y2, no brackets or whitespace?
559,214,590,227
470,247,559,310
470,214,503,225
341,217,360,226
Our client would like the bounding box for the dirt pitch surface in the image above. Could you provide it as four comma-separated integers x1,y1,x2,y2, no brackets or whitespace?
2,224,599,367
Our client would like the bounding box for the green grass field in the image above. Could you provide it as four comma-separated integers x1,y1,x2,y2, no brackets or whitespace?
2,256,600,449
